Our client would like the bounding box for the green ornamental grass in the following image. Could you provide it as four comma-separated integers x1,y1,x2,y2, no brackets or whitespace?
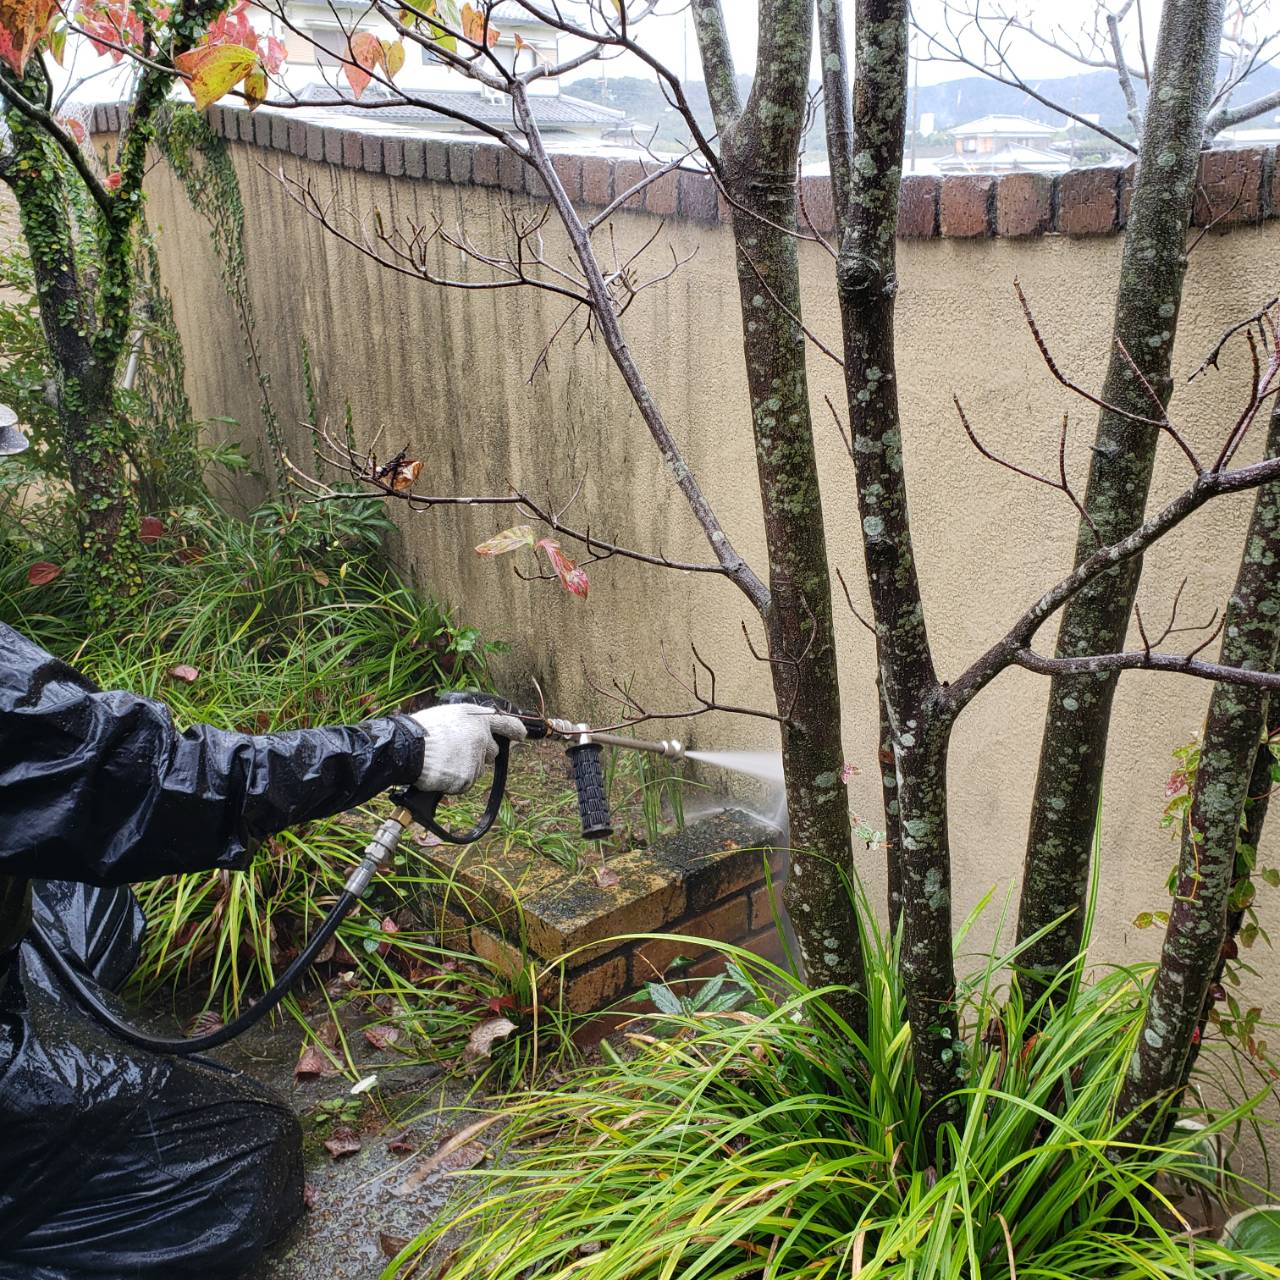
384,886,1279,1280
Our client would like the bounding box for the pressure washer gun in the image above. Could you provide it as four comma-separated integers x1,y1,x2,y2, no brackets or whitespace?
389,690,686,846
344,690,687,918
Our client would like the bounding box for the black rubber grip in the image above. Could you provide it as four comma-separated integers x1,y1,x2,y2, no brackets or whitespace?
567,742,612,840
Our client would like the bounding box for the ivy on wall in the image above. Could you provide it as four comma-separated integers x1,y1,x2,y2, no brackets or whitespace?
155,103,287,492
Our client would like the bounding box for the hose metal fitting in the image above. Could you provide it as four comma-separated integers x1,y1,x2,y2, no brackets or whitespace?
344,807,411,897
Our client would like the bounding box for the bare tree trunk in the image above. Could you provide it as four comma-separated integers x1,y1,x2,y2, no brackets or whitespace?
1182,696,1280,1083
692,0,865,1030
818,0,962,1145
1118,403,1280,1135
1016,0,1228,994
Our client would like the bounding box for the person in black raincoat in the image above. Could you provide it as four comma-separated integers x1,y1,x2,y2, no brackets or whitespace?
0,620,526,1278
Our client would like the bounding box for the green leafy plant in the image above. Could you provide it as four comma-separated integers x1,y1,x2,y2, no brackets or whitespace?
311,1094,370,1131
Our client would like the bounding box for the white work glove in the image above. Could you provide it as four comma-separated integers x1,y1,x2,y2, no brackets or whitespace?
408,703,527,795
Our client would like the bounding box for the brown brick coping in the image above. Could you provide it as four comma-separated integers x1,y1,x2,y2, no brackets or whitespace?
92,101,1279,240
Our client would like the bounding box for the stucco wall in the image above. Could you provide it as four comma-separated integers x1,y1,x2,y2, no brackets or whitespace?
134,111,1280,976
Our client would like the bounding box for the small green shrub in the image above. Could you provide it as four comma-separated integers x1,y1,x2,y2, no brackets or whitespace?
385,892,1277,1280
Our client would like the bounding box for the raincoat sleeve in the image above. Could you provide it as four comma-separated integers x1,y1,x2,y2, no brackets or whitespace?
0,623,426,885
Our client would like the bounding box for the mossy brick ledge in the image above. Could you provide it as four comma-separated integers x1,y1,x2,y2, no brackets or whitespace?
90,101,1280,240
419,808,786,1015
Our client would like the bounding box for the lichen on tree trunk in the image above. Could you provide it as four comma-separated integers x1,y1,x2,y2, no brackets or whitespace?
1016,0,1228,994
818,0,963,1145
1117,403,1280,1136
692,0,865,1033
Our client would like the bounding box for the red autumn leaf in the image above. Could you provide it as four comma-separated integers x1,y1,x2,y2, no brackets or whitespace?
104,171,122,190
27,561,61,586
363,1024,401,1051
343,29,384,98
376,914,400,956
0,0,57,74
536,538,589,599
487,994,515,1014
323,1127,362,1160
168,664,200,684
139,515,165,543
76,0,141,62
60,115,86,144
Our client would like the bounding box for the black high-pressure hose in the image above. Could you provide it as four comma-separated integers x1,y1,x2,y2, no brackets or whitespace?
29,890,359,1055
29,805,415,1057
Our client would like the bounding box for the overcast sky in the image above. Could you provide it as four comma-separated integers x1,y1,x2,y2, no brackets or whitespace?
584,0,1275,88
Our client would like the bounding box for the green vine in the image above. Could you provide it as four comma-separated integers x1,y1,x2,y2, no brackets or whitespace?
155,103,287,493
2,93,142,614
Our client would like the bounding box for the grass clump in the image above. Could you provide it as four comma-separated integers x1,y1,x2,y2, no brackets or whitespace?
1,492,506,1028
385,891,1278,1280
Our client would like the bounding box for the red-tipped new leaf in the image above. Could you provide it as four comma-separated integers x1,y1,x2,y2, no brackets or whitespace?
536,538,589,599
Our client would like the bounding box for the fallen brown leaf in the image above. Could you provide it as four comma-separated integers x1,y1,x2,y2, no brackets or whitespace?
464,1016,516,1062
323,1127,362,1160
184,1009,223,1038
392,1115,501,1197
363,1024,400,1051
379,1232,411,1259
293,1044,338,1080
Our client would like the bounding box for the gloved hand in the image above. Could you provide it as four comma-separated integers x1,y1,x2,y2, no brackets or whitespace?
407,703,527,795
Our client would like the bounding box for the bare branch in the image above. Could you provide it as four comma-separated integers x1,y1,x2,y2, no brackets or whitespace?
945,452,1280,713
284,428,732,578
1010,630,1280,690
954,395,1099,539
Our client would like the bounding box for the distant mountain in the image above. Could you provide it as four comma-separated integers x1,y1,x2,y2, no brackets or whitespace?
564,62,1280,156
912,63,1280,132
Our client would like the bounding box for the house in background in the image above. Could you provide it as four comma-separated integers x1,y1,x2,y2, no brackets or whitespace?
938,113,1067,174
277,0,628,143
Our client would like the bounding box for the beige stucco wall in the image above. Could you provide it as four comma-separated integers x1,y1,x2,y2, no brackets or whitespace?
141,140,1280,979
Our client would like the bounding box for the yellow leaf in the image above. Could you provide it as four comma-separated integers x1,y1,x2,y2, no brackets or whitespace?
0,0,56,75
460,1,498,46
242,66,267,107
382,38,405,79
475,525,536,556
175,43,260,111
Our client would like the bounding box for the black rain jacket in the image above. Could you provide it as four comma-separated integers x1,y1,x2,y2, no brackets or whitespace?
0,622,424,950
